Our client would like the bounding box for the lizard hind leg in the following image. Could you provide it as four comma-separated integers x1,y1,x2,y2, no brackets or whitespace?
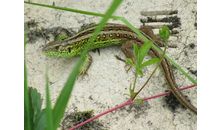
139,26,164,47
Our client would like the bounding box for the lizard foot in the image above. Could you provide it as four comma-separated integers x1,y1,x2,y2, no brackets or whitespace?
77,53,92,80
78,70,89,80
125,62,132,73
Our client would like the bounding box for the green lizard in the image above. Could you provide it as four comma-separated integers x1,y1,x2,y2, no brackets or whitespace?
42,23,197,115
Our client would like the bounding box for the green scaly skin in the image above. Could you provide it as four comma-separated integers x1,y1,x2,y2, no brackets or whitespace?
42,23,125,77
42,37,123,58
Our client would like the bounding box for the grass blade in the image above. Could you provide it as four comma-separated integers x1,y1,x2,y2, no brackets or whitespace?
52,63,79,129
24,24,33,130
24,1,121,19
52,0,124,129
162,52,197,85
24,1,104,17
46,67,53,130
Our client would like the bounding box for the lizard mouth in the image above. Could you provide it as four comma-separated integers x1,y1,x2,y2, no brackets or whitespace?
42,41,76,58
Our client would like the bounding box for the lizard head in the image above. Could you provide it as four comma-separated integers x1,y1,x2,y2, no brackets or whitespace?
42,40,78,58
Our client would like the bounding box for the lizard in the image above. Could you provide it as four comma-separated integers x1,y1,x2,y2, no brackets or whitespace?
42,23,197,115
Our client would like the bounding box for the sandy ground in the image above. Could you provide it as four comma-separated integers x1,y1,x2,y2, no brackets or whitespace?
24,0,197,129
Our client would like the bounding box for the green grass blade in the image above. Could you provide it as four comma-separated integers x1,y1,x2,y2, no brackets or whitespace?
24,1,121,19
52,63,80,129
24,24,33,130
52,0,124,129
25,23,47,130
24,1,104,17
46,67,54,130
162,53,197,86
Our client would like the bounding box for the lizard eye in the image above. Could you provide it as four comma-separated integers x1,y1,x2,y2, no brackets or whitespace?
67,47,71,53
55,46,60,50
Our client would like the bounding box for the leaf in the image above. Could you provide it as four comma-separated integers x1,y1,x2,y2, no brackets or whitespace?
129,83,132,94
131,92,138,98
128,83,133,98
28,87,45,130
134,99,143,104
34,109,46,130
136,68,143,76
140,58,160,68
125,59,136,67
133,43,139,65
29,87,43,115
124,93,131,97
159,25,170,40
139,41,153,65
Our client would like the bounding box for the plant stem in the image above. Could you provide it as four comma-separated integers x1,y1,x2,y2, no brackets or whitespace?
142,85,195,101
132,72,138,92
69,99,135,130
70,84,195,129
131,39,168,100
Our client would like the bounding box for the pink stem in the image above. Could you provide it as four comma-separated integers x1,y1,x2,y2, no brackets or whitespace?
69,84,196,130
69,99,135,130
142,84,196,101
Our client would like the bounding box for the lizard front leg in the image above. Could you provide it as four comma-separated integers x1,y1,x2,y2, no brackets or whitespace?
78,53,92,78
